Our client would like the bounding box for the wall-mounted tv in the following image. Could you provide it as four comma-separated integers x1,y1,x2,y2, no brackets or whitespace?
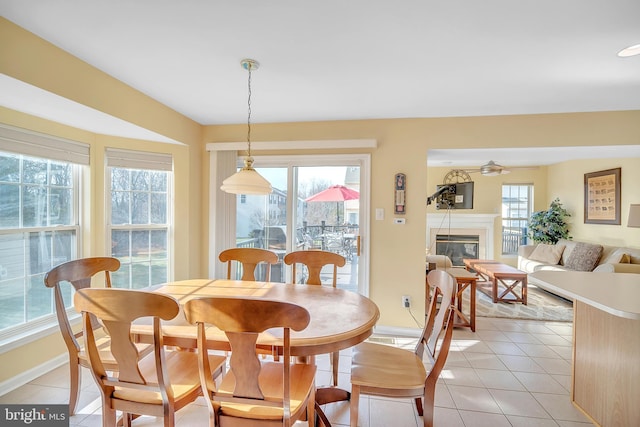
435,182,474,210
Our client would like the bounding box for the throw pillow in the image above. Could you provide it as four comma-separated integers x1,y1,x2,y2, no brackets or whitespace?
564,242,603,271
603,249,631,264
529,243,565,264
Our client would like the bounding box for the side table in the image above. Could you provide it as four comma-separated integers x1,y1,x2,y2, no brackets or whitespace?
426,267,478,332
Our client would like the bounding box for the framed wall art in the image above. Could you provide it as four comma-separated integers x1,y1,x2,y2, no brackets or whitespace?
584,167,621,225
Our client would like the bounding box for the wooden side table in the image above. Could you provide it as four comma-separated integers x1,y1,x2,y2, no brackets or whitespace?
426,268,478,332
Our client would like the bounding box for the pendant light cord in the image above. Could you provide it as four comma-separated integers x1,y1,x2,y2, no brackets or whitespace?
246,65,252,158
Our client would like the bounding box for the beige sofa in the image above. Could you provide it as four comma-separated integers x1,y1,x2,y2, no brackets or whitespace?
518,239,640,274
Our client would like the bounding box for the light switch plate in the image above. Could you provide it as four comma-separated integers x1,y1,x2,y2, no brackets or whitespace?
375,208,384,220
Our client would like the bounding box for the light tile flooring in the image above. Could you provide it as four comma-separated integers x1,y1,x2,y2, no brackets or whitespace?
0,317,594,426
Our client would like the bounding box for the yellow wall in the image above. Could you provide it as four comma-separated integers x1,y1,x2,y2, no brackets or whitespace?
2,16,640,388
547,158,640,247
204,113,640,328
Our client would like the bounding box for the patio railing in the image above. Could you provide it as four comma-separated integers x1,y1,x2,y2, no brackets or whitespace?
502,226,527,255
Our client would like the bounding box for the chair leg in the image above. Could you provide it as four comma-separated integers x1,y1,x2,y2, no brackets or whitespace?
350,385,360,427
331,351,339,386
307,385,316,427
422,390,435,427
68,360,81,415
103,407,116,427
163,411,174,427
414,396,423,416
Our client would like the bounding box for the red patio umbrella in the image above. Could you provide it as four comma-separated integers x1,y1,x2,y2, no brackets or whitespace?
305,185,359,224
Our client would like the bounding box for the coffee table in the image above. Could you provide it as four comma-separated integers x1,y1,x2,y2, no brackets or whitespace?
464,259,528,304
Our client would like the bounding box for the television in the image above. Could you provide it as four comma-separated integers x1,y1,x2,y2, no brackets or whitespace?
435,182,474,210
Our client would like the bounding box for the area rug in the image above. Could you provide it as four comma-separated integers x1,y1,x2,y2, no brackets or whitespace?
461,284,574,322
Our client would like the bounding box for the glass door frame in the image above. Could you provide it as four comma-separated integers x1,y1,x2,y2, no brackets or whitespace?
213,153,371,296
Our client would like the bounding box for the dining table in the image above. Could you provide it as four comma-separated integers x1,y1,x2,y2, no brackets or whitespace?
131,278,381,426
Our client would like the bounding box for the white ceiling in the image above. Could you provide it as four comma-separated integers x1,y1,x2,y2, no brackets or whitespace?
1,0,639,164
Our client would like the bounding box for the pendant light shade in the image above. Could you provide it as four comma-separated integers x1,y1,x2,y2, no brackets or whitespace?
220,156,273,195
220,59,272,195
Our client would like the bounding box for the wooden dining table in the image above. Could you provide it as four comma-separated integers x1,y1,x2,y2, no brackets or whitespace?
134,278,379,355
131,278,380,426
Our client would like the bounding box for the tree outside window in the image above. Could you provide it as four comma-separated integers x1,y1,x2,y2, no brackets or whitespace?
108,167,170,289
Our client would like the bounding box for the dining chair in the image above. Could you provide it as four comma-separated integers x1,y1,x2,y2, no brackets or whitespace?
184,296,317,427
219,247,279,281
349,269,456,427
74,287,227,427
283,250,346,386
43,257,148,415
283,249,346,288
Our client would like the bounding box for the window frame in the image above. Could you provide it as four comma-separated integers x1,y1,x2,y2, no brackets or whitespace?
0,152,83,349
501,183,534,255
105,153,174,290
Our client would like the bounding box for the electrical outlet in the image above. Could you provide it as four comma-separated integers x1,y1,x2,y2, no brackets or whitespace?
402,295,410,308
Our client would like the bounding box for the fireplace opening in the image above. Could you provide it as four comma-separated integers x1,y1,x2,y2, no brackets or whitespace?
436,234,480,266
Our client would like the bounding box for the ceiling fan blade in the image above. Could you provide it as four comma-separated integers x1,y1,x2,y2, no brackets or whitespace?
480,160,504,176
462,162,539,176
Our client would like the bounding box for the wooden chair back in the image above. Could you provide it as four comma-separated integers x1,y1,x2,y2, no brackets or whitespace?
184,297,315,427
349,269,456,427
74,288,212,426
284,250,346,286
219,247,279,281
43,257,120,415
283,249,346,387
420,269,456,360
416,269,456,425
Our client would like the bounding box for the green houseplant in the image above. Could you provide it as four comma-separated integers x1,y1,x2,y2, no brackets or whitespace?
528,198,572,244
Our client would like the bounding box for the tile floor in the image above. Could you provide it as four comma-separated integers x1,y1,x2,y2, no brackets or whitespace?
0,317,595,426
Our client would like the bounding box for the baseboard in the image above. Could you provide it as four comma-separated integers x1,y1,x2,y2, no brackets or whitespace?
0,353,68,397
373,325,422,337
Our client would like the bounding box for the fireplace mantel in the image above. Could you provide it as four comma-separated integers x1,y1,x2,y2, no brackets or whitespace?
426,213,499,260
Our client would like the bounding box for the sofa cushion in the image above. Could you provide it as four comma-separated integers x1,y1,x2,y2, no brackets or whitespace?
603,249,631,264
557,239,577,266
529,243,566,265
593,263,640,273
564,242,603,271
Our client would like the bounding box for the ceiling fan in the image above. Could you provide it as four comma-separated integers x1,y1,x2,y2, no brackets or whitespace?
464,160,538,177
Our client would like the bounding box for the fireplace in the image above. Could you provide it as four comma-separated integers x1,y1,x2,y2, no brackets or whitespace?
436,234,480,266
426,213,499,261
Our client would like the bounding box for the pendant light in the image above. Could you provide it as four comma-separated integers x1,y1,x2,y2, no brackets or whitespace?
220,59,272,195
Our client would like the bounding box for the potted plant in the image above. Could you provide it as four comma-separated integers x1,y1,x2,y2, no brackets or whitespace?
528,198,571,244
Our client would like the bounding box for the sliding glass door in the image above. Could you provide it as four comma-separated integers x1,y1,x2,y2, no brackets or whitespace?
232,155,369,295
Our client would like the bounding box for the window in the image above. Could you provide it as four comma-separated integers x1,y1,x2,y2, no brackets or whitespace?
106,149,172,289
501,184,533,255
0,125,87,338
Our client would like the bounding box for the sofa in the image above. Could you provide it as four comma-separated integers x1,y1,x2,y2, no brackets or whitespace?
518,238,640,275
